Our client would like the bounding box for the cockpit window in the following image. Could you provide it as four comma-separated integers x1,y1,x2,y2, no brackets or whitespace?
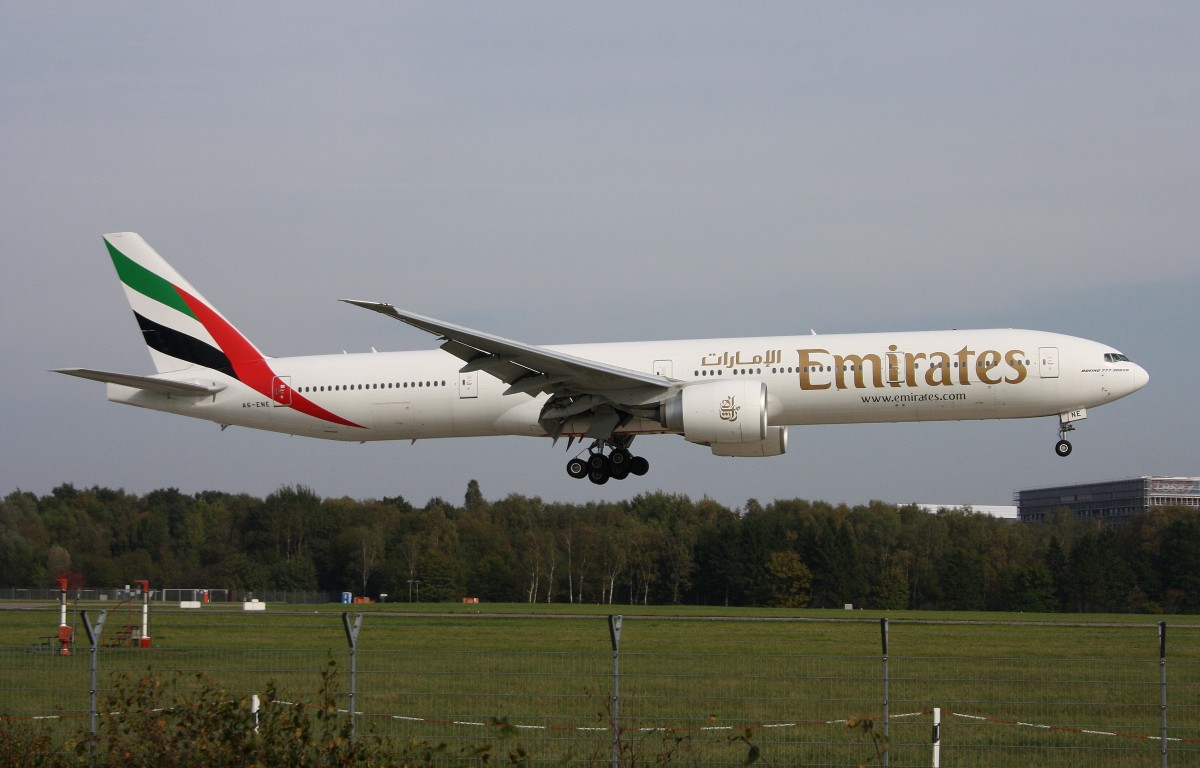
1104,352,1131,363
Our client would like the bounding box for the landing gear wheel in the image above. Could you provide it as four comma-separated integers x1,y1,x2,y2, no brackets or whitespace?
587,453,611,484
609,448,632,469
570,439,647,483
608,449,632,480
1055,439,1072,457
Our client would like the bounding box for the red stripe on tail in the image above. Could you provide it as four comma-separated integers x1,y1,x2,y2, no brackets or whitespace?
176,287,364,429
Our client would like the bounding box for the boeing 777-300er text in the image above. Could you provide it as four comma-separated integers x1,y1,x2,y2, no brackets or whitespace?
57,233,1149,484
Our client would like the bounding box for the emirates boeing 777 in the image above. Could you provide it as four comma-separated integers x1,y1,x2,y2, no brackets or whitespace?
57,233,1149,484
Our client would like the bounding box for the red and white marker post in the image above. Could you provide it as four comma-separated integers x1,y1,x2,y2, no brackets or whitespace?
135,579,151,648
56,578,72,655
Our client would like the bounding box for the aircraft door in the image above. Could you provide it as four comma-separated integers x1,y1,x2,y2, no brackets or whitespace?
884,351,903,386
653,360,673,378
271,376,292,406
1039,347,1060,379
459,370,478,399
372,402,414,437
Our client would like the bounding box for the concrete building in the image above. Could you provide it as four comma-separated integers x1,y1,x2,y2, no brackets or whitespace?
1016,476,1200,525
917,504,1018,520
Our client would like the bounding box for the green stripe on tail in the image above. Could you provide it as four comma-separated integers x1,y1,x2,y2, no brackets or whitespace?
104,238,195,318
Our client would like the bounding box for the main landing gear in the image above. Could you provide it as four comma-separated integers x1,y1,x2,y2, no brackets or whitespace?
566,439,650,485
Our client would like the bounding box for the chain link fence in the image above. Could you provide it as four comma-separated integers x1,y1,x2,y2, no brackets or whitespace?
0,587,341,603
2,609,1197,767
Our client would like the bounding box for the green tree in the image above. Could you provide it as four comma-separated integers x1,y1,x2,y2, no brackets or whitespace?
1043,535,1067,610
464,479,485,511
764,550,812,608
1157,516,1200,612
0,529,40,586
1009,564,1058,613
811,519,869,608
939,547,985,610
871,563,910,610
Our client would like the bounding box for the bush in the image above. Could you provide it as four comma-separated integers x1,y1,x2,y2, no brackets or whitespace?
0,660,463,768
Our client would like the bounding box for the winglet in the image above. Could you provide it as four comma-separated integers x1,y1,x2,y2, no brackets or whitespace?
341,299,405,322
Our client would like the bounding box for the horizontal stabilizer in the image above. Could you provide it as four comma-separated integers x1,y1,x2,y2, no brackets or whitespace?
53,368,225,396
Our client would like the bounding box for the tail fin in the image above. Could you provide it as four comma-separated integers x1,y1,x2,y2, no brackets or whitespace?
103,232,267,375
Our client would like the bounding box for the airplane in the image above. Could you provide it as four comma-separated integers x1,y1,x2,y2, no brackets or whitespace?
57,233,1149,485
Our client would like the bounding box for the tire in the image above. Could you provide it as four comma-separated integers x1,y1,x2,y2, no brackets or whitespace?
1055,440,1073,457
629,456,650,476
566,458,588,479
588,467,610,485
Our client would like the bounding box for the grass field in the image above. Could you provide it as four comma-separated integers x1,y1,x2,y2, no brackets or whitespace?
2,600,1198,766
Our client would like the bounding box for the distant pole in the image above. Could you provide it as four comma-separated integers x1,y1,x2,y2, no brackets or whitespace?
1159,622,1167,768
881,618,889,768
82,610,108,738
56,578,71,655
57,578,68,627
135,580,151,648
343,612,363,742
609,615,622,768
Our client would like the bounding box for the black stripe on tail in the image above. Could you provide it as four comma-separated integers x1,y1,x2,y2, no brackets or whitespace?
133,312,237,378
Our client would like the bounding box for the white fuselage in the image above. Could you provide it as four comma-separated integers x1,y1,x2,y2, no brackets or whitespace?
106,328,1149,443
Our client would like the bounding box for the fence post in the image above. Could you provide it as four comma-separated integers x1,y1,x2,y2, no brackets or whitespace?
1159,621,1167,768
343,612,363,742
609,614,622,768
80,610,108,738
931,707,941,768
880,617,889,768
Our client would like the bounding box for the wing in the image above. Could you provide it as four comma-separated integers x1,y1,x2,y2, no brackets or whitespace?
54,368,226,396
341,300,676,440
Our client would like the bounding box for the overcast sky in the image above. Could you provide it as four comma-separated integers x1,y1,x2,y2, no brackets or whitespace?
3,4,1197,511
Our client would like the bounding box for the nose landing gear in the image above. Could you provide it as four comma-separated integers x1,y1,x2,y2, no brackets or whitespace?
566,439,649,484
1054,411,1084,457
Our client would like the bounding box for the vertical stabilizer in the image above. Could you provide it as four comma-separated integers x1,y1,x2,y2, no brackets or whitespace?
103,232,267,375
89,233,361,429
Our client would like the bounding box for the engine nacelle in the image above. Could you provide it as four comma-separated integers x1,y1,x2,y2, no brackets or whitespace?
660,380,768,445
710,426,788,457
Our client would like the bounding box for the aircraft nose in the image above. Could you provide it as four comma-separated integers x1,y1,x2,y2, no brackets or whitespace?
1132,362,1150,390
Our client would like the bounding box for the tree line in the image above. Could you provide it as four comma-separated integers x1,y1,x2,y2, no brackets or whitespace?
1,482,1196,613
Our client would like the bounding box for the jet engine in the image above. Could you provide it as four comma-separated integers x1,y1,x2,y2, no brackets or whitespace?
660,380,769,447
710,425,788,457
